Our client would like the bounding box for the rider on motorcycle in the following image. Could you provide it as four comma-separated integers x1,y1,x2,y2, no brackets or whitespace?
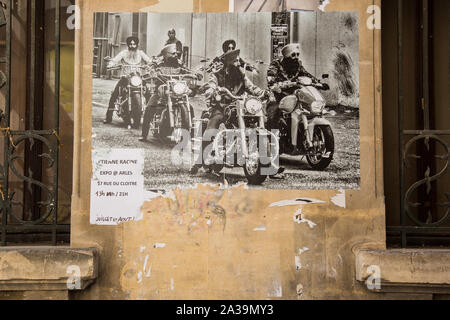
103,36,153,124
210,39,259,74
190,49,284,178
139,43,190,142
266,43,329,155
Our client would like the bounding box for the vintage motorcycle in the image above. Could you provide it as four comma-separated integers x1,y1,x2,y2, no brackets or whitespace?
147,66,202,144
193,87,279,185
105,62,152,129
270,75,334,170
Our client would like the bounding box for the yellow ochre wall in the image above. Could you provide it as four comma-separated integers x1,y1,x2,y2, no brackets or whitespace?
72,0,386,299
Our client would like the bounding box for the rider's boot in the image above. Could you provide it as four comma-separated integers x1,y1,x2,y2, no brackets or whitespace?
289,144,301,156
189,164,202,175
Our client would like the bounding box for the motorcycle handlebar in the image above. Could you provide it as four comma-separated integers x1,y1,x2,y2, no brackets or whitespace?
216,87,267,102
270,79,325,91
107,64,151,72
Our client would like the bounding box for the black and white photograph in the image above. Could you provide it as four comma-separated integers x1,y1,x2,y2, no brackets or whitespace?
91,11,360,191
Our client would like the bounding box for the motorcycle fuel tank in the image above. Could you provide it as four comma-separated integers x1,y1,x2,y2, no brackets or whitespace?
296,86,325,109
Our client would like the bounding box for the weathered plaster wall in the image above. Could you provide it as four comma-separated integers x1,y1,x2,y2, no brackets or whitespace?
72,0,386,299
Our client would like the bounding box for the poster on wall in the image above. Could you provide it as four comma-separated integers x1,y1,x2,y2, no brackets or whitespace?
271,24,289,60
90,11,360,223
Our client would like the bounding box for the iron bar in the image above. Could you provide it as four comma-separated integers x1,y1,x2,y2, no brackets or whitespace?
1,0,11,247
404,130,450,135
52,0,61,246
4,225,70,232
388,226,450,233
397,0,406,247
422,0,430,130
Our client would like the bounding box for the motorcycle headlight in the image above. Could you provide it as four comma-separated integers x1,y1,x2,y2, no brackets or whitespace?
311,101,326,114
130,75,142,87
172,82,188,95
245,98,263,115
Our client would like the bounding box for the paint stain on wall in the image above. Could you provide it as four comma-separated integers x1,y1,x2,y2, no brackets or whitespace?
333,50,356,98
343,14,357,32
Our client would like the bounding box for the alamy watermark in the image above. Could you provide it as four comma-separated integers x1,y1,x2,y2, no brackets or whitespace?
366,265,381,290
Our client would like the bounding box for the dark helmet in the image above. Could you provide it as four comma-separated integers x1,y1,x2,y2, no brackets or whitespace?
222,39,236,53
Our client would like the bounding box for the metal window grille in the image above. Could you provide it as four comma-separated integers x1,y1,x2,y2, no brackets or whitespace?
386,0,450,247
0,0,69,246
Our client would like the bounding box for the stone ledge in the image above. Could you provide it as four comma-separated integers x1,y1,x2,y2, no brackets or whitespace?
0,247,98,291
356,248,450,294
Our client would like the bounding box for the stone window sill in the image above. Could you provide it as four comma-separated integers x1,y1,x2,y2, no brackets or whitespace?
356,248,450,294
0,247,98,299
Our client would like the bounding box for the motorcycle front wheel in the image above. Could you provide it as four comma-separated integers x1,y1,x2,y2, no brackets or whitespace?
130,92,142,129
306,125,334,170
243,137,267,185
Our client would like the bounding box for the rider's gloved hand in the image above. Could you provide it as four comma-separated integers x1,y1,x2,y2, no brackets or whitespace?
204,88,215,99
270,83,282,94
265,90,276,103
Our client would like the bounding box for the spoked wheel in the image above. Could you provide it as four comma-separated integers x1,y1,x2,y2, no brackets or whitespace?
243,135,267,185
306,125,334,170
130,92,142,129
157,106,188,145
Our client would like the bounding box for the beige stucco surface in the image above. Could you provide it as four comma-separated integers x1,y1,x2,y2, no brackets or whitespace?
72,0,385,299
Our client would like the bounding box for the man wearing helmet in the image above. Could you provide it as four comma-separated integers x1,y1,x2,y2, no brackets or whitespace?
103,36,153,124
266,43,327,155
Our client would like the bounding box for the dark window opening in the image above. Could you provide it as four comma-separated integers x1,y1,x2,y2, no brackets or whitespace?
382,0,450,248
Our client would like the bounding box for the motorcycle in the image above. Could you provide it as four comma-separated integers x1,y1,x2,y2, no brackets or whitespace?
105,62,152,129
147,66,202,144
270,75,334,170
192,87,279,185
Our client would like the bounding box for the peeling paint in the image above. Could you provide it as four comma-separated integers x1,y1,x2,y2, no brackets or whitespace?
295,247,310,270
293,209,317,229
253,225,266,232
154,243,166,249
318,0,331,12
296,284,304,299
170,278,174,291
269,198,326,207
143,255,151,277
267,281,283,298
331,190,346,208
